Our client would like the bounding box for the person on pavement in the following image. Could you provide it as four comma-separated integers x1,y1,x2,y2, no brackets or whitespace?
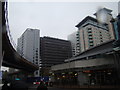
2,81,10,90
37,81,48,90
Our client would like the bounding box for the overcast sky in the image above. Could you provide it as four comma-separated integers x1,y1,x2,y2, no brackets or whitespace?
8,1,118,45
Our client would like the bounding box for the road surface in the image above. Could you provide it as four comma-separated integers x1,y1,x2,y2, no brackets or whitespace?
28,85,119,90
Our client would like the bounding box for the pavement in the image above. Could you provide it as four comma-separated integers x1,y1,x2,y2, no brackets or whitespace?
28,86,120,90
0,84,3,90
1,83,120,90
54,85,120,89
28,84,120,90
0,84,3,87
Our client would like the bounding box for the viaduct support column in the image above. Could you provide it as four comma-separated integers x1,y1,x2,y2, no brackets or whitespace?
0,1,2,85
77,72,89,85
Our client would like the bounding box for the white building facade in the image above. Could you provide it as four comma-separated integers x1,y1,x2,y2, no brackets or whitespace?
68,8,114,56
17,28,40,76
76,16,110,53
95,8,115,40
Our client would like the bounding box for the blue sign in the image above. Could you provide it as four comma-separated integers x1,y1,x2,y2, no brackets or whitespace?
0,71,2,79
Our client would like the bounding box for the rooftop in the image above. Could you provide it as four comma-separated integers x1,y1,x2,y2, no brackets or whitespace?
41,36,70,42
75,16,97,28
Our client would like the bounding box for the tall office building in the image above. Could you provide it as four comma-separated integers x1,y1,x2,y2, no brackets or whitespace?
67,31,79,56
17,28,40,76
76,16,110,53
40,36,72,67
68,8,115,55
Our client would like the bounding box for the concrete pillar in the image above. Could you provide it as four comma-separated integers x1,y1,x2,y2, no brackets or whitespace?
0,1,2,70
0,1,2,85
77,72,89,85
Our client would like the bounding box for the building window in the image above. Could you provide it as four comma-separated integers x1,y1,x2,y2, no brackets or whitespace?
89,36,93,39
100,34,102,36
88,33,92,36
100,37,102,40
89,38,93,43
36,53,38,55
89,44,94,47
89,42,94,47
76,43,79,45
89,38,93,40
88,28,92,30
88,28,92,33
36,71,38,74
36,56,38,58
101,40,103,42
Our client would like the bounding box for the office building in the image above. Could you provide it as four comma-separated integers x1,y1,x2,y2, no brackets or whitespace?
67,31,79,56
76,16,110,53
95,8,115,40
68,8,115,55
40,36,72,67
17,28,40,76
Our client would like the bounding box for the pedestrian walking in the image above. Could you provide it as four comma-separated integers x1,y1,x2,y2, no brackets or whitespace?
37,81,48,90
2,81,10,90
